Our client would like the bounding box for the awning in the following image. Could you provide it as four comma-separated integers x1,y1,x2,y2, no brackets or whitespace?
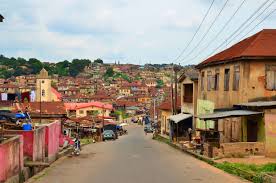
196,110,263,120
169,113,192,123
234,101,276,108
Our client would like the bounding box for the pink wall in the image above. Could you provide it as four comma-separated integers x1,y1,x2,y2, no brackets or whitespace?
44,121,61,162
0,135,23,182
5,126,46,161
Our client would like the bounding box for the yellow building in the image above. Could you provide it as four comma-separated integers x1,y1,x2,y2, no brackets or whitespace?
36,68,61,102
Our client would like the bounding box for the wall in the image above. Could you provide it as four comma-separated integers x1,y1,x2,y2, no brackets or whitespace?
196,99,215,129
44,121,61,163
76,106,111,118
5,126,46,161
160,109,172,135
220,142,265,157
198,60,276,109
264,112,276,157
0,135,23,182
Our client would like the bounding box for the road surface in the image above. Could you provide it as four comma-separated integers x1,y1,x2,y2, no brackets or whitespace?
33,124,246,183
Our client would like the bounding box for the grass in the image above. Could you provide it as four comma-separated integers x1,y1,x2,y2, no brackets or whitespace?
153,134,275,183
80,138,93,145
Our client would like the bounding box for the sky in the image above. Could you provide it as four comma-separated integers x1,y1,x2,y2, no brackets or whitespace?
0,0,276,65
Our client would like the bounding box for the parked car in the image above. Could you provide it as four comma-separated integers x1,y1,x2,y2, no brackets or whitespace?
0,112,18,123
103,130,116,141
144,126,154,133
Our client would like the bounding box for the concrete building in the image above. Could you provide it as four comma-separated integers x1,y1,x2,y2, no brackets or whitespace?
196,29,276,157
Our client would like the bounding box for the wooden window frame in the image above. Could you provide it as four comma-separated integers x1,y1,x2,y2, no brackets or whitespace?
214,69,220,91
201,71,205,91
224,68,230,91
265,65,276,90
207,71,212,91
233,65,240,91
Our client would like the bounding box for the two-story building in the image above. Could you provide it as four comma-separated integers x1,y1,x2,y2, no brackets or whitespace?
195,29,276,157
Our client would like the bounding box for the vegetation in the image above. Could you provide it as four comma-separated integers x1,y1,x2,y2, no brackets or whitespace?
93,58,103,64
215,162,276,183
104,67,114,78
156,79,164,88
0,55,92,78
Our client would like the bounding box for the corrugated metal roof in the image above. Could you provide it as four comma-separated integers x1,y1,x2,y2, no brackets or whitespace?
196,110,262,120
169,113,192,123
235,101,276,107
197,29,276,68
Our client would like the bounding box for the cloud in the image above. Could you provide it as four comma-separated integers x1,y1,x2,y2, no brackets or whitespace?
0,0,275,64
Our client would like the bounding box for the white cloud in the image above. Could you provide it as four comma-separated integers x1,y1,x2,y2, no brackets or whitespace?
0,0,275,64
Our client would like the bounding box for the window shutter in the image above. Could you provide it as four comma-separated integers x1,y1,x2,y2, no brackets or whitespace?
211,75,216,90
266,70,274,90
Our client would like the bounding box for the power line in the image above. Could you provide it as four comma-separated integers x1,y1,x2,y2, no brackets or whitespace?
225,0,275,48
226,0,275,47
180,0,247,64
242,7,276,39
172,0,215,62
180,0,230,63
205,0,272,59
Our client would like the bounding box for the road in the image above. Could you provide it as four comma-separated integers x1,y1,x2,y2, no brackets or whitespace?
32,124,246,183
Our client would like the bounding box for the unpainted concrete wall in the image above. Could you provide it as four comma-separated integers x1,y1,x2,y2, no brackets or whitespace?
264,112,276,157
0,135,23,182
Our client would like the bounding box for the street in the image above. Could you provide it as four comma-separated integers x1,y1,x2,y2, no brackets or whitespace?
32,125,246,183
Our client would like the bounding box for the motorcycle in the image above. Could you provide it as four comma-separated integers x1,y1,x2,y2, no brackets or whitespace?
71,138,81,156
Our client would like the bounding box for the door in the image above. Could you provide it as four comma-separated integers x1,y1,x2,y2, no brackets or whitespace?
247,120,258,142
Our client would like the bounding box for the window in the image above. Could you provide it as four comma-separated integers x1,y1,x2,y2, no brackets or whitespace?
41,89,45,96
201,72,205,91
184,84,193,103
41,80,45,84
233,65,240,91
224,68,230,91
207,71,212,91
266,65,276,90
214,69,220,90
79,110,84,114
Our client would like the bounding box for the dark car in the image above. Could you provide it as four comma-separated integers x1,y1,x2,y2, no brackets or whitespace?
0,112,18,123
103,130,116,141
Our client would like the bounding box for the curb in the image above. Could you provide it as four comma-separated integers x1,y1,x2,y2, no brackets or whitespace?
153,135,274,183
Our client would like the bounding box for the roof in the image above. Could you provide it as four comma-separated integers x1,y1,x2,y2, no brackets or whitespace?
64,102,113,110
197,29,276,68
169,113,192,123
18,102,66,115
158,97,181,111
0,14,4,22
196,110,262,120
234,101,276,108
51,87,62,100
178,69,199,83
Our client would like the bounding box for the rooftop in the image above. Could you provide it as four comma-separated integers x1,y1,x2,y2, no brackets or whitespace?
197,29,276,68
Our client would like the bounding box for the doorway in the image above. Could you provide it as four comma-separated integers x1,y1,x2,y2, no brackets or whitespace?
247,119,258,142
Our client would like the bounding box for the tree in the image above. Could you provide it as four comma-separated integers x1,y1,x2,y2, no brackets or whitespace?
156,79,164,88
94,58,103,64
104,67,114,78
69,59,91,77
28,58,43,74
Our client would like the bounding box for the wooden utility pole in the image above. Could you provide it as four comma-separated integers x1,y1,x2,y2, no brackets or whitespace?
173,65,181,115
170,64,175,115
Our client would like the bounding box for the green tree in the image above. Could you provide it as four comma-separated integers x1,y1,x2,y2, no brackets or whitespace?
69,59,91,77
94,58,103,64
156,79,164,88
104,67,114,78
28,58,43,74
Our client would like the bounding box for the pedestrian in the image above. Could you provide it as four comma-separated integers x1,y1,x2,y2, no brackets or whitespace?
188,128,192,142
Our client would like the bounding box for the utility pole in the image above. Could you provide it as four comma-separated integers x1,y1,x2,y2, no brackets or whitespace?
170,63,175,115
173,65,180,115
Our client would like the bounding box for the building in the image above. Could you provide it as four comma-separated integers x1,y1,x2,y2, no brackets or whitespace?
64,102,113,118
196,29,276,157
178,69,199,130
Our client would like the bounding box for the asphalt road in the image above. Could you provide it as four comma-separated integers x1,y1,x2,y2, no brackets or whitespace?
33,124,246,183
